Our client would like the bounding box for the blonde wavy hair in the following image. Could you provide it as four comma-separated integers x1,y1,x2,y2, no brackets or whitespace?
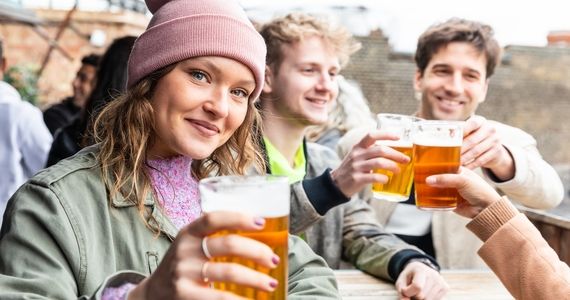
93,63,265,230
259,12,361,72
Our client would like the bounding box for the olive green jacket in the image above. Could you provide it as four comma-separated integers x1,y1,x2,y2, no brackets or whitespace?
0,147,340,299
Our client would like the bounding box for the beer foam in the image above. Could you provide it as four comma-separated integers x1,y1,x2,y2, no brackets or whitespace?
377,140,413,148
199,176,290,217
414,136,461,147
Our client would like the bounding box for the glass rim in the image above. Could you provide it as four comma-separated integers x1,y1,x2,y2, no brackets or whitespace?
199,175,289,188
377,113,424,121
415,120,465,127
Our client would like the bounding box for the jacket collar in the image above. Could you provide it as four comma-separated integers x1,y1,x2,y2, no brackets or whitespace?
110,183,179,240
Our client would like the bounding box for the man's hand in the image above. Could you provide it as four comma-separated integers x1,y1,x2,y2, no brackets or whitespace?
461,115,515,181
395,261,449,300
330,130,410,197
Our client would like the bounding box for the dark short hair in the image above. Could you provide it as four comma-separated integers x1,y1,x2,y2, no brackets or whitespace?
81,53,101,67
415,18,501,78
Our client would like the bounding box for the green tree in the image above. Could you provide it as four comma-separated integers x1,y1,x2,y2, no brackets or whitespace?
4,64,39,105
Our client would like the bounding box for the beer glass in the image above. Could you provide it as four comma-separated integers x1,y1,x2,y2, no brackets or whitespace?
199,175,289,300
372,114,420,202
413,121,463,210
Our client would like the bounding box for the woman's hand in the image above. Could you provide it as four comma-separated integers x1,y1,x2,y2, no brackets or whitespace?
425,167,503,219
128,211,280,300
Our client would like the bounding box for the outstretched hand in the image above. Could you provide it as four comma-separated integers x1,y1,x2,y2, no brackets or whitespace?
426,167,503,219
128,211,279,300
331,130,411,197
395,261,449,300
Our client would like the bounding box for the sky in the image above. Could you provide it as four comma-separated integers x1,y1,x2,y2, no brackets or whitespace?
240,0,570,52
21,0,570,53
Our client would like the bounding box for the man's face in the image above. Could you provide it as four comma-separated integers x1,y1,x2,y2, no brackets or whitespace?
71,64,97,108
262,35,340,128
414,42,489,121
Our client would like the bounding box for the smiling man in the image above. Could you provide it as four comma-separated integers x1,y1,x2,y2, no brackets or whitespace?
256,13,450,300
371,18,565,269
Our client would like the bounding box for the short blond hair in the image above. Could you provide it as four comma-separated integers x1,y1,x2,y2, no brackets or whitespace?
259,13,361,71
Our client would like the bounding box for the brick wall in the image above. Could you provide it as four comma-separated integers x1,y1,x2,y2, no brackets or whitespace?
0,9,147,109
342,32,570,167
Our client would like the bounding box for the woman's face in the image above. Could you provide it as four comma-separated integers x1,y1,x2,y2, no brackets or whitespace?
148,56,255,159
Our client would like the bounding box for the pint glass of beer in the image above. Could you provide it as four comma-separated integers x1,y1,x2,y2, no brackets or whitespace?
413,121,463,210
199,175,289,300
372,114,420,202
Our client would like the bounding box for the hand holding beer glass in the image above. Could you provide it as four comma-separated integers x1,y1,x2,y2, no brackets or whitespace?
199,175,290,300
372,114,420,202
413,121,463,210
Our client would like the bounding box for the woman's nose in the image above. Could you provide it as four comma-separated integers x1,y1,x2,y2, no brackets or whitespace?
203,90,230,118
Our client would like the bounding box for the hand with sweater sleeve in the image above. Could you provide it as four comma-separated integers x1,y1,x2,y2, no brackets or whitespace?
424,167,503,219
425,167,570,299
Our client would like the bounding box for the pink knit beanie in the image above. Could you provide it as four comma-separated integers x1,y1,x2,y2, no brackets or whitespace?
127,0,266,100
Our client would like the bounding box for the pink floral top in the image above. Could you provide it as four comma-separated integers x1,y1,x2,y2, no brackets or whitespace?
102,155,201,299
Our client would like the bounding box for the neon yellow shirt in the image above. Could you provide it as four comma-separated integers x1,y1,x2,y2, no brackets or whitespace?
263,137,306,183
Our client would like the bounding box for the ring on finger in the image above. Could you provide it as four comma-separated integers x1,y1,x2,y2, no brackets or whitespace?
201,237,212,259
201,261,210,284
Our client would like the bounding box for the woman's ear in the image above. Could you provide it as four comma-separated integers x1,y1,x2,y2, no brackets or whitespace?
262,65,273,94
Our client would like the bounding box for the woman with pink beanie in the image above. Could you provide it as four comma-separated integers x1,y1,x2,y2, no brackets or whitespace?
0,0,340,299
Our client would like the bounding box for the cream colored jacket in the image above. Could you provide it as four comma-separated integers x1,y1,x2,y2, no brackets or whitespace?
337,118,564,269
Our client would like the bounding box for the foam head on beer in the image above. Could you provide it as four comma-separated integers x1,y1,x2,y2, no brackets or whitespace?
200,175,290,216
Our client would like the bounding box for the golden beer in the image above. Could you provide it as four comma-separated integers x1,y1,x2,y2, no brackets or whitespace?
372,145,414,202
413,144,461,209
372,113,421,202
212,215,288,300
199,175,290,300
412,120,463,210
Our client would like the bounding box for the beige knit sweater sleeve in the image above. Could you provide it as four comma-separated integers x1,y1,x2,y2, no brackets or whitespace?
466,197,570,299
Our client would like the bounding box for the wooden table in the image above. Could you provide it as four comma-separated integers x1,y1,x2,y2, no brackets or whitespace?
335,269,513,299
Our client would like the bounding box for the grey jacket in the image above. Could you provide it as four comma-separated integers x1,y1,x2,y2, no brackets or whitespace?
0,147,340,299
258,141,437,281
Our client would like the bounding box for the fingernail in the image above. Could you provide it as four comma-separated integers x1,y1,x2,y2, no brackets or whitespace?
269,280,278,289
272,255,280,266
254,217,265,227
426,177,436,184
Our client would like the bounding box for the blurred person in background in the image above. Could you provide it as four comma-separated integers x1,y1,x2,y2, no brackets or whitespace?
43,53,100,135
305,75,375,150
0,38,52,225
46,35,136,167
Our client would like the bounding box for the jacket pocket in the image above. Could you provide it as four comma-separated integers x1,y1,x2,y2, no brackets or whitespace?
146,251,159,274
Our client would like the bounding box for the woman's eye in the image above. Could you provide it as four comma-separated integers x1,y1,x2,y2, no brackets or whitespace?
231,89,249,98
190,71,207,81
